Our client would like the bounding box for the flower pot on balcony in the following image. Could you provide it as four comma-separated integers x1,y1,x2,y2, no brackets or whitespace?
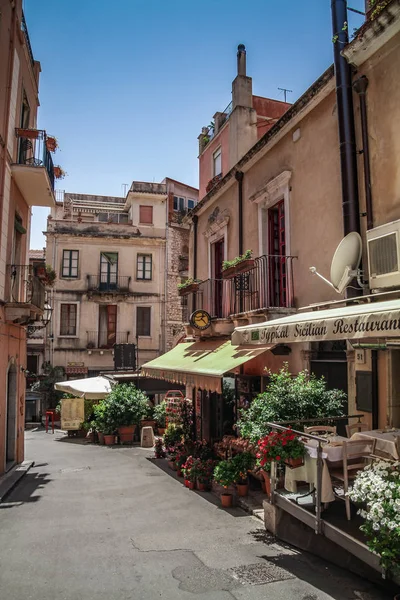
222,259,255,280
284,457,304,469
16,127,39,139
118,424,136,444
178,283,199,297
45,136,58,152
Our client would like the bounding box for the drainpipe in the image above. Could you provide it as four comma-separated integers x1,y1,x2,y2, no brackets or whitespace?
235,171,244,256
331,0,361,237
353,76,373,230
0,2,17,255
192,215,198,312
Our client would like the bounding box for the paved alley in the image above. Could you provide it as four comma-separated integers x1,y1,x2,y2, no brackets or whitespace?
0,431,393,600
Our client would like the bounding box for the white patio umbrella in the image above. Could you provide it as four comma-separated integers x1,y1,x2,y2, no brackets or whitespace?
54,376,113,400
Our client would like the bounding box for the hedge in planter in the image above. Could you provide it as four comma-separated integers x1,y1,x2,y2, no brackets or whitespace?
101,383,149,443
237,364,345,444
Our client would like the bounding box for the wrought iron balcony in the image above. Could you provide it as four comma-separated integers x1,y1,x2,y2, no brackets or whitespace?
86,330,130,350
87,274,131,293
184,254,296,320
5,265,45,324
12,129,55,207
21,11,35,68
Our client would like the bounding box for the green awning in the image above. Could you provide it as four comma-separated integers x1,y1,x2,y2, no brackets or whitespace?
141,339,273,393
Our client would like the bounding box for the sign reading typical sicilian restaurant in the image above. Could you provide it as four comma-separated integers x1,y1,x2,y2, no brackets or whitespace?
233,309,400,346
61,397,85,430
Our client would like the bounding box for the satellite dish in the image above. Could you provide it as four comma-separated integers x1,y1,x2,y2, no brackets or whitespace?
330,232,362,293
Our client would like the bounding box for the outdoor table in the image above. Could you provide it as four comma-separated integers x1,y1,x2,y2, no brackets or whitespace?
284,436,347,503
350,428,400,460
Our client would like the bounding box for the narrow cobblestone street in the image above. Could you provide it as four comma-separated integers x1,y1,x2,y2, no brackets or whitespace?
0,431,392,600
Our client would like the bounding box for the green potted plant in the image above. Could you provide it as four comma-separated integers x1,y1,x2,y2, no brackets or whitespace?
232,451,256,497
154,401,167,435
213,459,238,507
177,278,201,296
175,449,188,478
196,458,215,491
182,456,197,490
43,265,57,288
140,404,156,432
154,437,165,459
101,383,149,444
92,402,114,445
222,250,254,279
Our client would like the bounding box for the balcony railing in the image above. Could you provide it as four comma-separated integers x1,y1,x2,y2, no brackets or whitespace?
87,274,131,293
15,129,55,190
86,330,130,349
8,265,45,310
184,254,295,320
21,11,35,68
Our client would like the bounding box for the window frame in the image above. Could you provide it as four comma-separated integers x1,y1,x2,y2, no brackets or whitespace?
61,249,79,279
59,302,79,337
136,306,151,337
173,196,186,212
213,147,222,177
139,205,153,225
187,198,196,210
136,254,152,281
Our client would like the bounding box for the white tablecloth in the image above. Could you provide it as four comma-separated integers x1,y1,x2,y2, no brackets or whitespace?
304,436,347,462
284,454,335,503
351,429,400,460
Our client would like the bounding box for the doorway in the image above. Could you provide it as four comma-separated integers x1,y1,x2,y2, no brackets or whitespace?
99,252,118,291
6,364,18,468
98,305,117,348
268,199,287,307
212,238,224,317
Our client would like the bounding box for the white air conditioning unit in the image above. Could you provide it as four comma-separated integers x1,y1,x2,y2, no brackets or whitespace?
367,219,400,290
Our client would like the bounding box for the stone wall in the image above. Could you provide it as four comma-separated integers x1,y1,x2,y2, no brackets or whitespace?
166,222,189,350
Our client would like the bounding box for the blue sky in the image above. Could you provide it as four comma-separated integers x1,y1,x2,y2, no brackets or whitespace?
26,0,365,249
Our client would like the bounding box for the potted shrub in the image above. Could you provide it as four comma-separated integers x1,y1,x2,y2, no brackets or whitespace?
43,265,56,288
140,404,156,431
182,456,197,490
92,402,113,446
175,449,188,478
232,451,256,497
196,458,215,491
35,264,46,279
154,400,166,435
164,424,184,468
154,438,165,459
101,383,149,444
222,250,254,279
213,459,238,508
53,165,66,180
177,278,201,297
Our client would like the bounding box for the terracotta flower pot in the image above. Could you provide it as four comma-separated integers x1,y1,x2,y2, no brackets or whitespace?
237,483,248,497
285,457,304,469
177,469,183,477
104,435,115,446
158,427,166,436
98,432,105,445
140,420,156,431
178,283,199,296
167,460,175,470
187,480,195,490
261,470,271,499
221,493,233,508
118,424,136,444
197,481,208,491
222,259,255,279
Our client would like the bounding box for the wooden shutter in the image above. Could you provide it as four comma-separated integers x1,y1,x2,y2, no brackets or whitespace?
139,206,153,224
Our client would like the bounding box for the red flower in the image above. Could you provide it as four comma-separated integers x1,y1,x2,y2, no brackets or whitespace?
275,455,281,461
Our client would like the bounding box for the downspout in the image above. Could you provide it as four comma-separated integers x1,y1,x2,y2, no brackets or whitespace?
331,0,361,238
0,1,17,255
353,75,379,428
235,170,244,313
353,76,373,230
192,215,198,311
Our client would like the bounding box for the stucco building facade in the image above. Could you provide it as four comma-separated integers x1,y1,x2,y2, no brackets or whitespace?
45,179,197,380
0,1,55,474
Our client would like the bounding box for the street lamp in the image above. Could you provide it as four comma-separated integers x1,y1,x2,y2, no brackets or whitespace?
27,300,53,335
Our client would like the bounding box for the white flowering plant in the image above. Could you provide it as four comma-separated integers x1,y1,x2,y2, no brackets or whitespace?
348,459,400,574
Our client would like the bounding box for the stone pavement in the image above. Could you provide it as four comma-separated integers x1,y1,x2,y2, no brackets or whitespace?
0,430,393,600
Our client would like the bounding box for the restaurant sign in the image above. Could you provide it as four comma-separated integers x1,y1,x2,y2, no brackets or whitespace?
232,308,400,346
61,397,85,430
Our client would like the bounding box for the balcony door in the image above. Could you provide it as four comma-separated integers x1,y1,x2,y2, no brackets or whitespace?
268,200,287,307
212,238,224,317
99,252,118,291
99,304,117,348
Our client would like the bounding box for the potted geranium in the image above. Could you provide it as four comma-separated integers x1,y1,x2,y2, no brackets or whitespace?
164,424,184,468
45,136,58,152
175,449,188,478
182,456,197,490
196,458,215,491
140,404,157,432
232,451,256,497
177,278,201,296
222,250,255,279
53,166,66,180
154,400,167,435
257,428,305,469
213,459,238,508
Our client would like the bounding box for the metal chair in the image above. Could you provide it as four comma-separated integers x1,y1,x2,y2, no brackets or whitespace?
345,422,369,438
304,425,337,436
329,439,376,520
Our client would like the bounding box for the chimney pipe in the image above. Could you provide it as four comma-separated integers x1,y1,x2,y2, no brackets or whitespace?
331,0,360,238
237,44,246,77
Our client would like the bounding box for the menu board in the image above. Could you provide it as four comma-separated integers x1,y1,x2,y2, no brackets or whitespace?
114,343,136,371
61,397,85,430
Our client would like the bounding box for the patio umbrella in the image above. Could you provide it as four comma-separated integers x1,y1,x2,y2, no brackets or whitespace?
54,376,113,400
